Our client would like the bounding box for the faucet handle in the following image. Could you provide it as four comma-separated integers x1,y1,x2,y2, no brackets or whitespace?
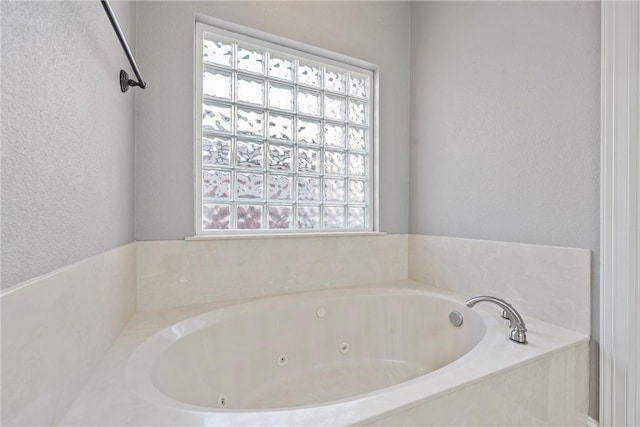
510,327,527,344
465,295,528,344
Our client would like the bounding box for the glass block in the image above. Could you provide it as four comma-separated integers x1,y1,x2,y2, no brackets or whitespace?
297,147,319,172
324,178,345,202
348,127,367,151
202,136,231,167
325,95,346,121
297,118,321,145
237,108,264,138
268,82,294,111
237,76,265,106
268,206,292,229
349,73,368,98
324,150,345,175
237,204,263,229
236,140,263,169
324,206,345,229
324,123,346,147
202,170,231,199
237,46,264,74
203,69,232,100
349,99,367,125
203,103,232,134
297,89,321,116
348,207,366,229
268,144,293,171
297,177,320,202
203,39,232,68
297,62,321,87
348,179,366,203
297,206,320,229
325,69,346,93
236,173,263,199
269,55,294,81
202,204,231,230
268,174,292,201
348,153,366,176
268,114,293,141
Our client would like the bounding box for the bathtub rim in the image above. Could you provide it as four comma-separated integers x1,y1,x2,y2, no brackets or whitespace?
126,286,487,413
121,282,590,425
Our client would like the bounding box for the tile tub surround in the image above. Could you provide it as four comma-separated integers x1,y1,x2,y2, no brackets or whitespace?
61,282,588,426
409,235,591,335
1,243,136,426
370,342,589,426
136,234,408,311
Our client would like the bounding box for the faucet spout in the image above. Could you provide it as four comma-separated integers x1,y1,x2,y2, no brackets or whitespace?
465,296,528,344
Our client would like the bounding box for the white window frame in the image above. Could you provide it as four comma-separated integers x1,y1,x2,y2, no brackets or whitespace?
193,17,379,237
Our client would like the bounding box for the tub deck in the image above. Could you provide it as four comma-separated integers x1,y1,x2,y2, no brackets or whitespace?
60,281,588,426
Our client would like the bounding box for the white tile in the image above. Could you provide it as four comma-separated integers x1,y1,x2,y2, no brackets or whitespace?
136,234,408,311
408,235,591,334
3,234,591,425
1,243,136,426
369,342,589,426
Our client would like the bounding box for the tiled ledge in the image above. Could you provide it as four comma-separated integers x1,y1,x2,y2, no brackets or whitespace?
1,243,136,426
1,233,591,426
408,234,591,335
185,231,387,240
136,234,409,311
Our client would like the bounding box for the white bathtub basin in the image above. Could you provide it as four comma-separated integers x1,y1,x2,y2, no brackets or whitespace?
134,290,485,410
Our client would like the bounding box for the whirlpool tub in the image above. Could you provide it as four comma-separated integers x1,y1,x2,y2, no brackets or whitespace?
62,283,589,426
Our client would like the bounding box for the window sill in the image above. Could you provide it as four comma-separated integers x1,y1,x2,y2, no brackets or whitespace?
185,231,387,241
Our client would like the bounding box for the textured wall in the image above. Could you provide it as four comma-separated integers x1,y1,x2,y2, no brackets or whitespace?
408,1,600,419
1,1,136,289
135,1,411,239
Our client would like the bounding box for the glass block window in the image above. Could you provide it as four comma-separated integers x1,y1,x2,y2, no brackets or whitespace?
196,22,374,234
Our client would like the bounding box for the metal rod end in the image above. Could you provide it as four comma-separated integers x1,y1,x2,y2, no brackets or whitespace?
119,70,146,92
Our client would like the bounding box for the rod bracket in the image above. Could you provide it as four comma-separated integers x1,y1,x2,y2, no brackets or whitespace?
119,70,146,93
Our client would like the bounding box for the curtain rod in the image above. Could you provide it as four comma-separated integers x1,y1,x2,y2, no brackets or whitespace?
101,0,146,92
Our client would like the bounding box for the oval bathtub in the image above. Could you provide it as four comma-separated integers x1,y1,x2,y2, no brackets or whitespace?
116,285,589,426
137,290,485,411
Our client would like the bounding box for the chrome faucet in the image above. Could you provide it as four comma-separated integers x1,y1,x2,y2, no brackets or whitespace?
465,296,528,344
